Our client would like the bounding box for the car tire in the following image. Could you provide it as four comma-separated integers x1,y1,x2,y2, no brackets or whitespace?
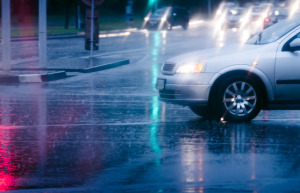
213,76,263,122
182,23,188,30
162,22,169,30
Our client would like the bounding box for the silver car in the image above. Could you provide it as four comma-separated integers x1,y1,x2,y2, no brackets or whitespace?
156,16,300,121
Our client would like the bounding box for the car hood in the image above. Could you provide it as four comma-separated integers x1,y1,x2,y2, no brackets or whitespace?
149,15,162,22
227,15,241,21
166,44,258,65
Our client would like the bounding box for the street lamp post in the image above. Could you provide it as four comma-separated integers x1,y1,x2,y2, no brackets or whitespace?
90,0,95,57
39,0,47,67
2,0,11,71
126,0,134,27
208,0,212,19
149,0,157,11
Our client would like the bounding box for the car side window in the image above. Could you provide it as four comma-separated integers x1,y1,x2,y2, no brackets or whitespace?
282,32,300,52
173,9,180,16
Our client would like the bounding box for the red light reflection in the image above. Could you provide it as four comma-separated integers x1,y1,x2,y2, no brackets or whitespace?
0,175,12,191
0,125,17,191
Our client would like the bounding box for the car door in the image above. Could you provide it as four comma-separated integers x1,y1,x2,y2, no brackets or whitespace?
275,30,300,101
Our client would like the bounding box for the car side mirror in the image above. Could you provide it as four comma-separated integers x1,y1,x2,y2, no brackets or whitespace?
289,38,300,49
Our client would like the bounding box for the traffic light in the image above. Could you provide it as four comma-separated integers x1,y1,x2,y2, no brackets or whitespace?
148,0,158,9
148,0,156,6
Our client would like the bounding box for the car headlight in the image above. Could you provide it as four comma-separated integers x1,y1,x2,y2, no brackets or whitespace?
144,17,149,21
176,63,204,73
161,17,167,22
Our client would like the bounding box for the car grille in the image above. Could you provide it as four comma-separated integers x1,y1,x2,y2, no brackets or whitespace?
162,63,175,72
159,90,181,99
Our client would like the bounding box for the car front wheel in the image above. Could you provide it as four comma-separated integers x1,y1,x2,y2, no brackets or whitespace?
182,22,188,30
214,76,263,122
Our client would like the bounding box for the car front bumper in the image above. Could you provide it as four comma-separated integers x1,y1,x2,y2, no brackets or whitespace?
156,73,215,106
225,21,240,28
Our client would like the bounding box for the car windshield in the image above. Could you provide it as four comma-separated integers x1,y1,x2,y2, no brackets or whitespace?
246,16,300,45
227,8,243,16
253,7,263,12
153,8,168,16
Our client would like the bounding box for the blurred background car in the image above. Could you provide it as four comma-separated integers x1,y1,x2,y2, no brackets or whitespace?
214,1,237,18
144,6,189,30
263,8,289,29
222,7,245,29
249,3,272,34
213,1,238,30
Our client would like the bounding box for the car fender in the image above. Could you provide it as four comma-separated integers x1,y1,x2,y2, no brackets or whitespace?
209,65,275,101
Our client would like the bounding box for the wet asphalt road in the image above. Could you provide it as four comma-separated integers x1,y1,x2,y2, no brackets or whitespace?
0,23,300,192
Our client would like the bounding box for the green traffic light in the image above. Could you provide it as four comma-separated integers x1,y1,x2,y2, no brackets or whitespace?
148,0,157,7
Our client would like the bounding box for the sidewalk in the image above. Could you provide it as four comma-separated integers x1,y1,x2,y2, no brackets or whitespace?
8,28,138,42
0,32,131,83
0,57,129,83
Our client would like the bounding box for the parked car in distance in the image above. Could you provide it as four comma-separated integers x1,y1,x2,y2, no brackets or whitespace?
144,6,189,30
156,16,300,122
263,8,289,29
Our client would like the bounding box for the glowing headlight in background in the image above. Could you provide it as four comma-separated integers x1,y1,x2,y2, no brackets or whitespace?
176,63,204,73
161,17,167,22
230,9,238,15
144,17,149,21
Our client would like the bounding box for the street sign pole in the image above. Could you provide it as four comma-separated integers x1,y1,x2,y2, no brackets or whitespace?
39,0,47,67
77,5,81,29
2,0,11,71
90,0,95,57
208,0,212,18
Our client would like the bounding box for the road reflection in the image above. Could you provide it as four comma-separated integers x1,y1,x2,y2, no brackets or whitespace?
0,88,104,190
149,31,166,166
0,89,299,191
116,119,298,192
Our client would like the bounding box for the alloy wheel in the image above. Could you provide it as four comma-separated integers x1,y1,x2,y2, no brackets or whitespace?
222,81,257,117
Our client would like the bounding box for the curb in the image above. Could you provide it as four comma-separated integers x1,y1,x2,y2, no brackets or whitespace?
0,75,19,84
0,58,129,83
79,59,129,73
12,59,130,73
0,71,67,83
